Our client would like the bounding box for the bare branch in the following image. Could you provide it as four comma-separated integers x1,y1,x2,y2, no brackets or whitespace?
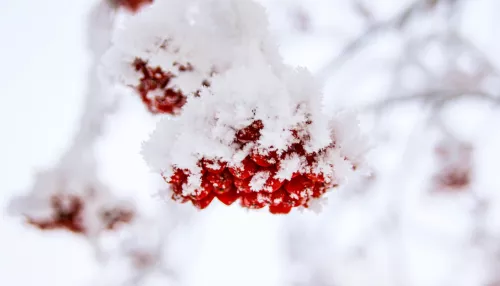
315,0,425,80
361,88,500,113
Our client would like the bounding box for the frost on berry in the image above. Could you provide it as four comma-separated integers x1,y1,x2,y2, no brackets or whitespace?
9,170,135,235
142,65,368,214
432,139,473,192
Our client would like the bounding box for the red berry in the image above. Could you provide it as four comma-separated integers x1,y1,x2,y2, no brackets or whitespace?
311,183,328,198
272,189,302,208
228,157,258,179
132,58,192,115
240,192,269,209
206,170,233,193
167,169,188,185
191,192,215,209
233,176,252,193
263,175,284,193
270,189,287,206
287,143,306,156
285,175,314,196
202,160,227,174
306,153,317,165
170,182,184,196
306,172,325,183
236,120,264,143
269,203,292,214
250,150,278,167
190,178,213,200
216,186,239,206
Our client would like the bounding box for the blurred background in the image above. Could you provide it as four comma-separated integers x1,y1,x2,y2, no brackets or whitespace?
1,0,500,286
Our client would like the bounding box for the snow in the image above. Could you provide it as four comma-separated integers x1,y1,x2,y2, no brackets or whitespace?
2,0,500,286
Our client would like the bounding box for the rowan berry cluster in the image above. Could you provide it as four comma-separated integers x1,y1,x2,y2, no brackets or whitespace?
165,120,342,214
132,58,209,114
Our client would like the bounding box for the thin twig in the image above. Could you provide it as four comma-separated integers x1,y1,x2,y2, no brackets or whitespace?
315,0,425,80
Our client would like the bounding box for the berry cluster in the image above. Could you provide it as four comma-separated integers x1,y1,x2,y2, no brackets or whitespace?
27,193,134,235
114,0,153,12
27,195,85,233
433,141,472,192
132,58,209,115
164,120,338,214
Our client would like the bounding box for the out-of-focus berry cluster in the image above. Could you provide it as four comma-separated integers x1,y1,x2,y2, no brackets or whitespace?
26,190,135,235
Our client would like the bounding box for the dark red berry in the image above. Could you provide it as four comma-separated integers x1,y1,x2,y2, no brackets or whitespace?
202,160,227,174
311,183,328,198
236,120,264,143
261,174,284,193
228,157,258,179
251,150,278,167
167,169,188,185
285,175,314,196
192,192,215,210
269,203,292,214
234,176,252,193
240,192,268,209
306,172,325,183
206,170,233,193
216,186,239,206
190,178,214,200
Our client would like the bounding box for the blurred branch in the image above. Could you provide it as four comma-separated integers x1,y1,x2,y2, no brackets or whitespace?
315,0,427,80
362,89,500,113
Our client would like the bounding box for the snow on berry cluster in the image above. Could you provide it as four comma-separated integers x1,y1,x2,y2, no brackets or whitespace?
103,0,219,115
143,65,367,214
9,169,135,235
103,0,281,115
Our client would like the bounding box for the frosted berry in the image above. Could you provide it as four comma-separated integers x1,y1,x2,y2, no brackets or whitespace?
206,170,233,194
285,175,314,197
228,157,258,180
216,186,239,206
251,150,278,167
240,192,269,209
260,172,284,193
190,179,213,200
191,192,215,210
236,120,263,143
202,160,227,174
233,176,252,193
133,59,189,115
